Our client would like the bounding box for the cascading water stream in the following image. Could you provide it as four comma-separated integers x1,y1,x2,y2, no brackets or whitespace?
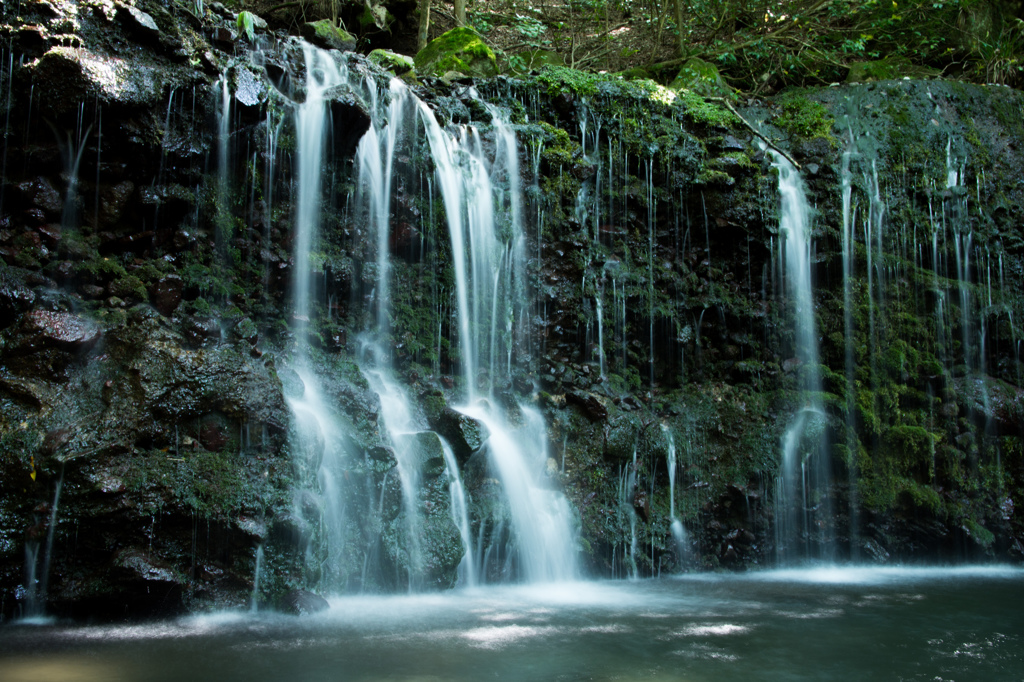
353,76,482,588
616,450,639,579
662,425,687,562
22,464,63,620
282,44,574,589
284,43,360,592
765,147,831,563
417,95,578,582
251,544,264,613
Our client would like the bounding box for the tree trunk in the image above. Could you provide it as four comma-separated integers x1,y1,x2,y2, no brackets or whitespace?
673,0,686,58
418,0,431,51
454,0,466,26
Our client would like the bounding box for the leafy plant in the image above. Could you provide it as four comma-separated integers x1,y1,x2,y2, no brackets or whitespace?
237,10,256,42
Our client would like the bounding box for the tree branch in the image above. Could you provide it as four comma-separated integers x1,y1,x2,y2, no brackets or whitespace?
708,97,802,169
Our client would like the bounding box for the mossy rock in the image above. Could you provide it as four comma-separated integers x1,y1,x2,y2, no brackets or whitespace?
368,49,415,74
669,57,734,99
301,20,356,52
414,27,497,79
846,57,940,83
772,96,834,142
514,49,563,72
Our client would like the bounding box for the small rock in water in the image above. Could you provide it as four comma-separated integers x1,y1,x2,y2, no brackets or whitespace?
281,589,330,616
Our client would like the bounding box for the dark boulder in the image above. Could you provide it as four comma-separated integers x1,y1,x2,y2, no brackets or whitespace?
150,275,183,316
13,310,101,354
281,589,330,615
0,270,36,327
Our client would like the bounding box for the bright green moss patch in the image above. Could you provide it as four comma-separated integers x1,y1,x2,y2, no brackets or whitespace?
677,90,739,128
773,96,834,142
414,27,497,78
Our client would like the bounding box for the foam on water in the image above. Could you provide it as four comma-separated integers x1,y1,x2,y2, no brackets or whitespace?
679,564,1024,585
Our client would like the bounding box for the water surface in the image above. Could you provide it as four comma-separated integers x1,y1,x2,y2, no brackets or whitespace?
2,566,1022,681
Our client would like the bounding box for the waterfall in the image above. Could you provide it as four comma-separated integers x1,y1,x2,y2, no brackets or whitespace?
284,42,575,590
215,70,232,268
285,44,361,592
440,439,477,587
617,451,638,579
250,544,263,613
22,465,63,619
418,95,578,582
662,425,688,564
766,148,831,563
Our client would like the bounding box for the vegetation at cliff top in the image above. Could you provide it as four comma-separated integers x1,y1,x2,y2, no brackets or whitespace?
245,0,1024,93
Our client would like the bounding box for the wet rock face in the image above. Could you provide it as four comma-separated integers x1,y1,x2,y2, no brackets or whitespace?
0,0,1021,621
0,271,36,326
16,311,101,353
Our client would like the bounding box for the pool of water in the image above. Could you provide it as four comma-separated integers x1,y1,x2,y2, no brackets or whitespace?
2,566,1022,681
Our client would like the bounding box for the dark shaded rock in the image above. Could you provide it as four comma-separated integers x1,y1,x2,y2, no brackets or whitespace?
18,177,63,216
0,371,50,408
37,224,62,249
116,2,160,37
98,181,135,226
633,489,650,522
422,396,489,463
0,270,36,327
122,321,288,431
954,375,1024,435
183,316,222,345
394,431,448,478
281,588,330,615
566,391,609,422
150,274,183,316
80,283,105,299
29,45,177,116
233,67,265,108
210,26,236,48
113,548,183,585
235,516,267,541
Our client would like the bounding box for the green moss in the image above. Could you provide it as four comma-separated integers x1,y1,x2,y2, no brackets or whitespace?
677,90,739,128
535,121,583,168
846,57,940,82
534,65,602,97
303,19,356,51
414,27,497,78
772,96,835,142
669,57,734,99
77,257,127,283
123,447,275,517
962,518,995,548
368,49,415,74
109,275,148,303
695,169,734,186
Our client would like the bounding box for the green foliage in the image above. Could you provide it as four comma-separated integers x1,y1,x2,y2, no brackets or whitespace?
676,0,1024,91
237,11,256,42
